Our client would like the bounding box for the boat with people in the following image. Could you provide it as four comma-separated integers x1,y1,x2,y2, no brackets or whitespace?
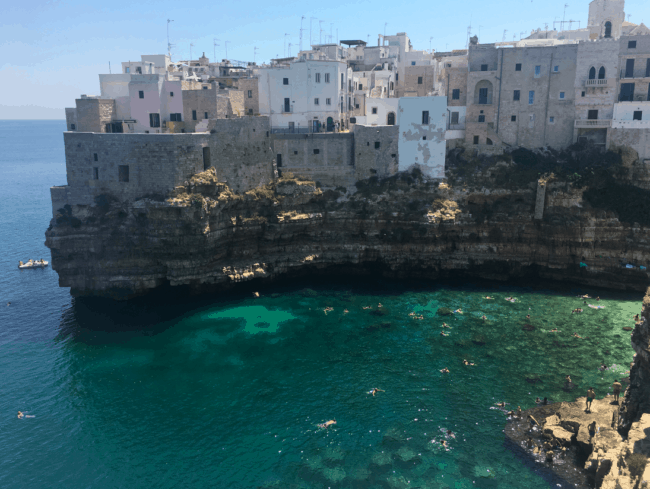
18,259,48,269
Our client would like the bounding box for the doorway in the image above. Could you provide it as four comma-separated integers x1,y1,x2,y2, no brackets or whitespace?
387,112,395,125
202,147,211,170
326,117,334,132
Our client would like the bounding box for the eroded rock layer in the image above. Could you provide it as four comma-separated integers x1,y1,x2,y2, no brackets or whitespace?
45,168,650,299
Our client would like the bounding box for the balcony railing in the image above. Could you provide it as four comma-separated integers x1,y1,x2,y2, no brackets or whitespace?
281,105,293,113
574,119,612,128
620,69,650,79
585,78,610,86
447,123,466,130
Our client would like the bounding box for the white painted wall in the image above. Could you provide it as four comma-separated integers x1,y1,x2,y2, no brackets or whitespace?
258,60,348,131
398,96,447,178
612,102,650,128
99,74,132,120
366,98,399,125
128,75,183,133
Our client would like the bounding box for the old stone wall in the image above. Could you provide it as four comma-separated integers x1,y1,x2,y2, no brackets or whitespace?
65,108,77,131
354,125,398,181
272,133,355,187
182,88,218,132
228,90,245,116
608,127,650,161
398,65,435,97
75,99,116,133
575,39,619,123
207,116,274,192
237,78,260,115
61,132,209,206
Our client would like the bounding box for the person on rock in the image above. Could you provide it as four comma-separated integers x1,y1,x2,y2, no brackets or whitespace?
612,380,622,403
588,420,597,438
586,387,595,412
516,406,522,418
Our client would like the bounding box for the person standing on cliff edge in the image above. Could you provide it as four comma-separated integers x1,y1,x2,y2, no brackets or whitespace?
586,387,595,412
612,380,622,403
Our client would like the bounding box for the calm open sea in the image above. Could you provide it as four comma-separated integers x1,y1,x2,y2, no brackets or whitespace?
0,120,641,488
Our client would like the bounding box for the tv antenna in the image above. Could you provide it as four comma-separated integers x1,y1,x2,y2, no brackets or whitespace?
310,17,317,48
300,16,305,52
430,36,433,51
213,39,220,62
167,19,174,59
502,29,507,41
288,43,292,57
190,42,194,62
254,46,259,64
384,22,388,38
225,41,230,60
562,3,569,31
319,20,324,44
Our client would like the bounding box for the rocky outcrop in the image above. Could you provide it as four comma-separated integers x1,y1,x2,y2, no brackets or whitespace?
507,397,650,489
45,166,650,299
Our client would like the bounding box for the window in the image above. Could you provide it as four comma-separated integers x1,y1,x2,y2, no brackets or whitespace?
202,86,207,89
358,84,363,90
372,107,377,114
248,109,253,114
473,135,479,144
513,90,520,101
149,113,160,127
511,115,516,122
326,98,331,105
350,117,357,123
93,167,98,180
422,136,427,140
315,73,321,83
633,111,642,121
588,109,598,120
355,104,360,109
284,98,290,112
341,73,344,88
204,112,208,119
451,112,459,124
294,151,298,155
375,141,380,149
452,89,460,100
589,67,596,80
581,91,586,97
418,76,423,85
411,61,416,66
138,91,144,99
125,67,130,73
478,115,485,122
620,83,635,101
170,91,174,97
170,113,182,121
625,59,635,78
325,73,330,83
646,59,650,77
559,92,565,100
478,88,488,104
248,90,253,98
629,41,637,49
553,65,559,72
604,21,612,38
136,67,142,74
534,65,541,77
528,91,535,104
70,124,75,130
314,98,319,105
515,63,522,71
422,110,429,124
93,153,98,161
598,67,606,79
549,116,555,123
192,110,197,121
283,78,289,85
118,165,129,183
313,149,320,154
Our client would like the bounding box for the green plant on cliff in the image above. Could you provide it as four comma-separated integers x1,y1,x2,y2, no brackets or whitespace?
625,452,648,479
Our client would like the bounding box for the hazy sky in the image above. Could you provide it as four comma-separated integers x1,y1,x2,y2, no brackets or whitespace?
2,0,649,119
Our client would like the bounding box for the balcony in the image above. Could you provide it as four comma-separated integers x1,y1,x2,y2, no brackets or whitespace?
574,119,612,128
620,69,650,80
281,105,293,113
585,78,613,87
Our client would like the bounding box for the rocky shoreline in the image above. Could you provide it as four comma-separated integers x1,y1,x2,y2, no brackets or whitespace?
505,288,650,489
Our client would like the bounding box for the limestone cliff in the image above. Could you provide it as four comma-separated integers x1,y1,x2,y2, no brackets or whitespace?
45,157,650,299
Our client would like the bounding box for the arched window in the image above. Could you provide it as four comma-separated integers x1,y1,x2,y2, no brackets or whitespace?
486,138,493,145
604,21,612,38
598,67,606,79
589,67,596,80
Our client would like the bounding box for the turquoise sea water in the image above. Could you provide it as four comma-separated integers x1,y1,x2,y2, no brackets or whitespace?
0,120,641,488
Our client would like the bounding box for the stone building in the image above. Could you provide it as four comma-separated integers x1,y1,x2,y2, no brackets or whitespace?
236,78,260,116
182,85,244,133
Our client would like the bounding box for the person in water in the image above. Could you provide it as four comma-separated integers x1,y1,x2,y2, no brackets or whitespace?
612,380,622,403
526,314,531,319
369,388,384,396
318,419,336,429
485,296,494,300
17,411,24,419
481,315,487,321
542,397,548,405
454,308,463,314
440,368,450,374
440,331,449,337
586,387,595,411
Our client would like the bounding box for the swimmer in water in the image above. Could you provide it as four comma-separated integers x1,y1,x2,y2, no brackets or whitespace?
440,331,449,337
454,308,463,314
485,296,494,300
440,368,450,374
462,359,475,366
481,315,487,321
318,419,336,429
535,397,542,403
526,314,531,319
446,429,455,438
441,322,451,328
496,401,506,407
17,411,24,419
441,440,448,448
368,388,385,396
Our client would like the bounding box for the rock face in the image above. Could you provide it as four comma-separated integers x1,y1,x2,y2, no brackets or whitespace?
45,168,650,299
507,398,650,489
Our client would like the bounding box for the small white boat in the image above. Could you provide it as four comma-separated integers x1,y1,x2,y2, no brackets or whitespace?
18,260,49,269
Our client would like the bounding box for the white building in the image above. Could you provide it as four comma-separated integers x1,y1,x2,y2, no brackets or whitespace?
128,75,183,133
612,102,650,127
397,97,447,178
366,98,399,125
258,59,349,132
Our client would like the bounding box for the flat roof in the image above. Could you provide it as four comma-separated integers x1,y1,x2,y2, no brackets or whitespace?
340,40,367,46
